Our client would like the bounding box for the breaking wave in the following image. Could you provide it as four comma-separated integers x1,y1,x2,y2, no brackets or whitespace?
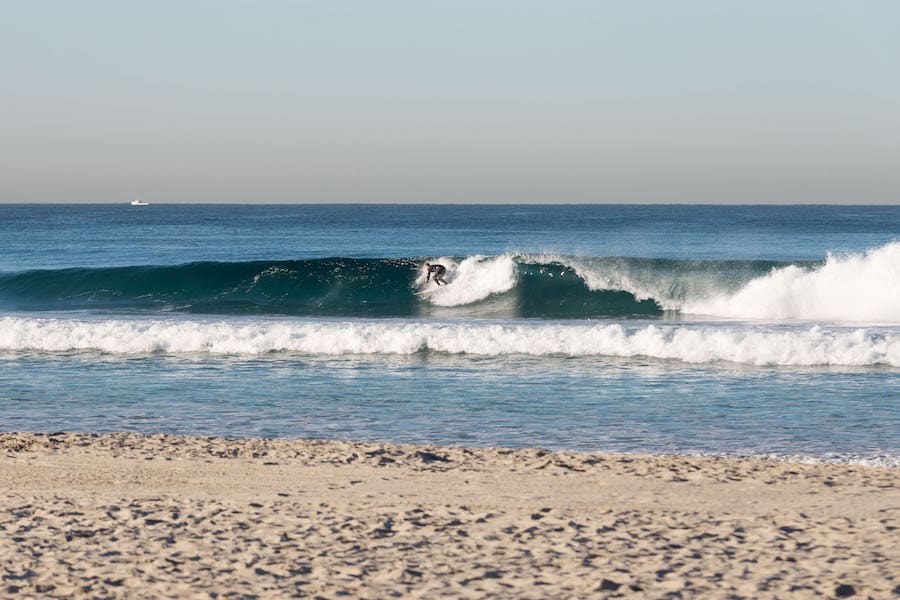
1,317,898,366
0,242,897,322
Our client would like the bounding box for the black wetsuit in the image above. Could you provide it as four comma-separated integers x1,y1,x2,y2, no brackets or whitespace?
426,264,447,285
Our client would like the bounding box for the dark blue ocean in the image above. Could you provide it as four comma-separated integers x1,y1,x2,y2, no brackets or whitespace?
1,204,898,464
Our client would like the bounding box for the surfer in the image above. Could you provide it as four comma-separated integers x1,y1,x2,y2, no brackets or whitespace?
424,262,448,286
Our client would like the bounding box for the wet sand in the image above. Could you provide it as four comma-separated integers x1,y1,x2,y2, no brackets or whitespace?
1,432,898,598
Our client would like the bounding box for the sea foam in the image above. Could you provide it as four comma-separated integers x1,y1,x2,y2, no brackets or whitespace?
682,243,900,322
1,317,897,366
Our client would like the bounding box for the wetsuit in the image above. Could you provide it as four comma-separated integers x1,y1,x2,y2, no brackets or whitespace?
426,264,447,285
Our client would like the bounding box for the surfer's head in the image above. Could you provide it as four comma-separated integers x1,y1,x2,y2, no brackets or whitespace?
424,262,430,269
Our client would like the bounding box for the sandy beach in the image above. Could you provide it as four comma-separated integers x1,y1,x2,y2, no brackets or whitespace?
1,432,897,599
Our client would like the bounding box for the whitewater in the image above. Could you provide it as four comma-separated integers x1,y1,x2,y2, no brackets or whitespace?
2,317,898,367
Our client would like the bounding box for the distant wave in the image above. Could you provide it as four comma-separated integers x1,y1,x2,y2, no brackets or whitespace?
0,242,898,322
1,317,898,366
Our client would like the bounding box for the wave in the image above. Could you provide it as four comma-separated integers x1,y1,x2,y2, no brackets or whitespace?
0,256,661,319
1,317,898,366
681,243,900,322
0,242,898,322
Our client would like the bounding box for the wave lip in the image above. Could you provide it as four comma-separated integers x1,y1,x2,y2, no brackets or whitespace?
1,317,897,366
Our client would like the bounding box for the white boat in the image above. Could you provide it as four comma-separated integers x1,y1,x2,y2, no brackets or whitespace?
130,198,149,206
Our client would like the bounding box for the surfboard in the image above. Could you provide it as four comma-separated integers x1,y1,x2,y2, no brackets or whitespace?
414,284,450,296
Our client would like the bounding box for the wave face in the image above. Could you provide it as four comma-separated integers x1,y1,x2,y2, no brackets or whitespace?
0,257,661,319
0,242,898,322
1,317,898,366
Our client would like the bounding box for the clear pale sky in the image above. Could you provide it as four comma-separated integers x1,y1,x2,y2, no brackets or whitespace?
2,1,898,203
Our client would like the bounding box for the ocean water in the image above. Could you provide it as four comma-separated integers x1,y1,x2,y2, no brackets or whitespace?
0,204,898,465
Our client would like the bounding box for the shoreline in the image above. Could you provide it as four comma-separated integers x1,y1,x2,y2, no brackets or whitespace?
2,432,898,598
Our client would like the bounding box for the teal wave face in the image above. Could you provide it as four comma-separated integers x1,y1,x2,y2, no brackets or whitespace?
0,259,419,316
0,256,790,319
512,262,660,317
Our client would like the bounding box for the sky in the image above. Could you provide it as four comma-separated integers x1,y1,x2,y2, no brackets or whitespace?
1,1,898,204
